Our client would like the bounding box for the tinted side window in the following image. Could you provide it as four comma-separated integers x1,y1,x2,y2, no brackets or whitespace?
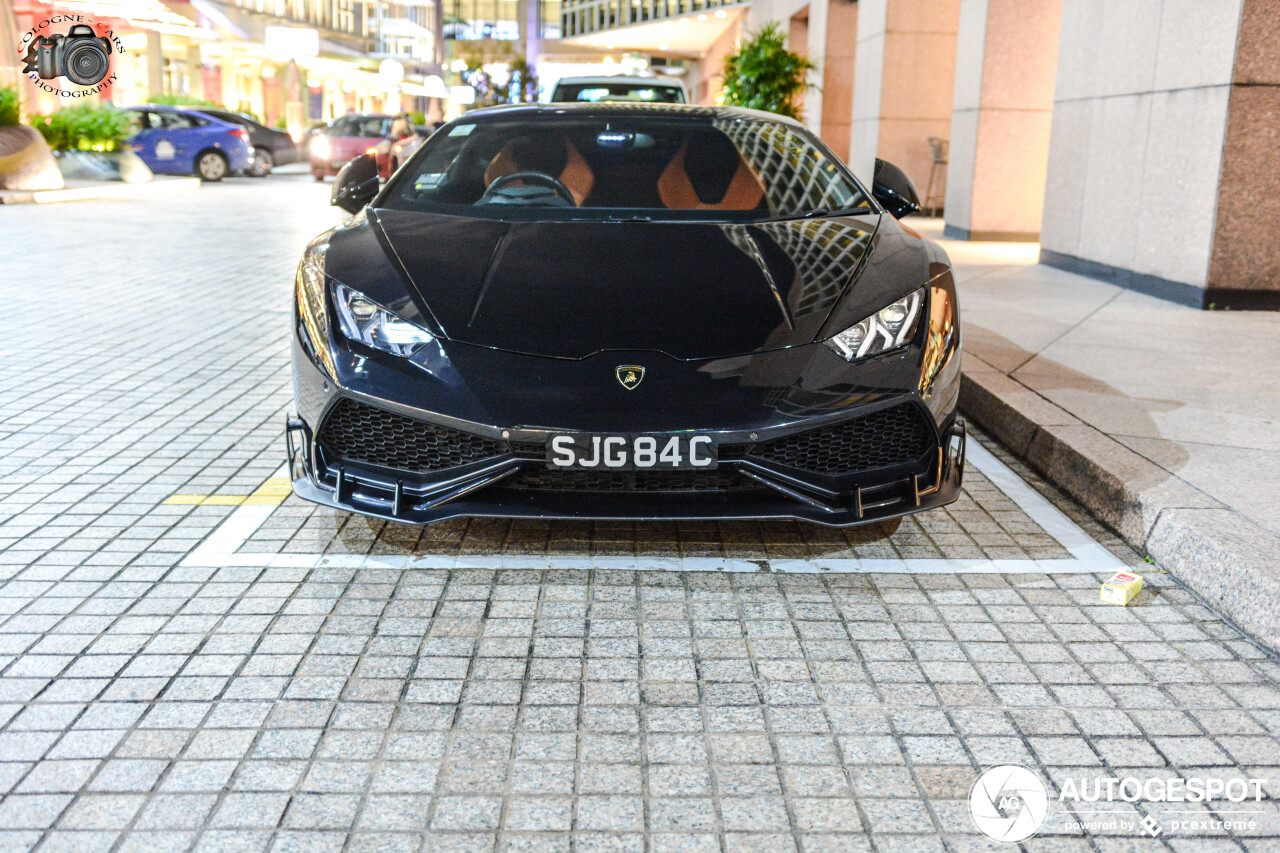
329,116,390,137
150,112,195,130
555,83,685,104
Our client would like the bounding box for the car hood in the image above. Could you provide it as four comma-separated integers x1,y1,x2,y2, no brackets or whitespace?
358,210,895,361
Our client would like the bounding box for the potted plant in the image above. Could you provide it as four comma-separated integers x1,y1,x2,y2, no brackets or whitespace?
719,23,816,120
31,102,152,182
0,85,64,191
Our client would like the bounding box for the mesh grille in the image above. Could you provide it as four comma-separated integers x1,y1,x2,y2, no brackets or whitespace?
748,404,934,474
508,469,755,493
508,442,547,456
317,399,508,473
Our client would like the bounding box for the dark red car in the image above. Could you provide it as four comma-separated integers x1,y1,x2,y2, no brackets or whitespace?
309,114,396,180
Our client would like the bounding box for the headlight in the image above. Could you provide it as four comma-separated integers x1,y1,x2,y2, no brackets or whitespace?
296,236,332,372
825,288,925,362
332,282,434,357
312,135,330,159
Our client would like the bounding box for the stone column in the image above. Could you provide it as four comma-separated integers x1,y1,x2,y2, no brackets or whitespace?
0,0,22,94
145,31,164,98
797,1,827,136
943,0,1060,240
1206,0,1280,306
848,0,959,187
1039,0,1279,309
186,44,204,101
221,51,238,111
522,0,541,71
819,0,857,162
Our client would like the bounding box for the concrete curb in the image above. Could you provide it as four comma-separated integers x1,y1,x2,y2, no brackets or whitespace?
960,360,1280,655
0,176,201,205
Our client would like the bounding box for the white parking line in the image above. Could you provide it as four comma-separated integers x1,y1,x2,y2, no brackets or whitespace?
182,443,1128,574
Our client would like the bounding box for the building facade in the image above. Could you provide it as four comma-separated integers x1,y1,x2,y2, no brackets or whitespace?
544,0,1279,309
3,0,449,132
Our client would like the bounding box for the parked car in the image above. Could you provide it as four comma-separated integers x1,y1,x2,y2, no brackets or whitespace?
122,106,253,181
368,115,416,179
549,75,687,104
288,103,964,528
309,114,396,181
194,108,300,177
383,124,435,178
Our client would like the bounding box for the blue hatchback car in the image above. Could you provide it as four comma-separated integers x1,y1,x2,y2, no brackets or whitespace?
122,106,253,181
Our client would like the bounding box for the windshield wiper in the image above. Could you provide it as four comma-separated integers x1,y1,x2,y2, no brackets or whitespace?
604,214,654,223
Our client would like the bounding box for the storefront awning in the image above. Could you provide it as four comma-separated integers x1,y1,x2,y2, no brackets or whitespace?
48,0,210,36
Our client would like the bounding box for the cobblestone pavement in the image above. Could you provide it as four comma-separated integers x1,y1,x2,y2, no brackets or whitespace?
0,178,1277,852
236,462,1075,563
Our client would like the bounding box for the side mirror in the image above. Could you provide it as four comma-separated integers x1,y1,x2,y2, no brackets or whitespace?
871,158,922,218
332,153,379,214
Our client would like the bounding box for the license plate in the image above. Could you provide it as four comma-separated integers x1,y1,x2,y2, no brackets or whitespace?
547,435,717,471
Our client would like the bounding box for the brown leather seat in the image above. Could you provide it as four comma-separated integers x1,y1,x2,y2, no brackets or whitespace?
483,136,595,206
658,139,765,211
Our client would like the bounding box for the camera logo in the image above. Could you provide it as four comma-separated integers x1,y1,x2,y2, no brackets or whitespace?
18,16,122,95
970,765,1049,842
31,24,113,86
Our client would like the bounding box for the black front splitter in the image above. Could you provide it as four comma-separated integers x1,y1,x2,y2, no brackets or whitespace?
289,424,965,528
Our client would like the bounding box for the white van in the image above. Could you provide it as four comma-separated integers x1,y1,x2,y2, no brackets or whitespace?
549,75,688,104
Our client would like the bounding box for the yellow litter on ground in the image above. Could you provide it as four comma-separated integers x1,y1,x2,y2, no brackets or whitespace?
1100,571,1143,606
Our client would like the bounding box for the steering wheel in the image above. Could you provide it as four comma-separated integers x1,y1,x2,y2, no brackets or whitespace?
482,171,576,206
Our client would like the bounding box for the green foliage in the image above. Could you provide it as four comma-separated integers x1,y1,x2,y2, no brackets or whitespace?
719,23,816,119
0,86,19,126
146,93,222,108
31,103,132,152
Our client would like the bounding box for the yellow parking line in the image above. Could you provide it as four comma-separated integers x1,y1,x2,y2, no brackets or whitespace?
163,476,294,507
202,495,246,506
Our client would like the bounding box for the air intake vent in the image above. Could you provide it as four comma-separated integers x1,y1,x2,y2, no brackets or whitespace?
317,399,508,473
748,404,934,474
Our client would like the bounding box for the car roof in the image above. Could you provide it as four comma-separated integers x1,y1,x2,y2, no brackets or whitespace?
124,105,232,121
196,108,261,123
553,75,684,87
456,102,804,128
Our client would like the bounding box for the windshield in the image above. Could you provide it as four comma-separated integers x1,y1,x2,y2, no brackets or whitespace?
554,82,686,103
328,115,391,138
381,112,870,222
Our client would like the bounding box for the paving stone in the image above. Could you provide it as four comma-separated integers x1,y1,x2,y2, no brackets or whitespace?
0,182,1275,851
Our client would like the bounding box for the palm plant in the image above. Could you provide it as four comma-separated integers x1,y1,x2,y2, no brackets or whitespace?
719,23,816,120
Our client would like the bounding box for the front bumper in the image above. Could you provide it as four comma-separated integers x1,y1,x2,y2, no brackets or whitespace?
288,411,965,527
287,269,965,526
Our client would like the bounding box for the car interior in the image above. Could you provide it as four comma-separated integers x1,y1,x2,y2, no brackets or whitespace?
396,122,774,214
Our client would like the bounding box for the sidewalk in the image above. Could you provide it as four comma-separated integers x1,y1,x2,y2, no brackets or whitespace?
0,176,201,205
918,219,1280,652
